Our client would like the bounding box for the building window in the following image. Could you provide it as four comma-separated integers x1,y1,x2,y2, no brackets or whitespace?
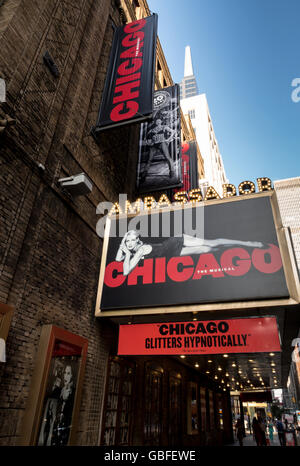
188,109,195,119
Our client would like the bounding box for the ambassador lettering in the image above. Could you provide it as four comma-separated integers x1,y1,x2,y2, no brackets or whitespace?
110,19,146,122
104,244,283,288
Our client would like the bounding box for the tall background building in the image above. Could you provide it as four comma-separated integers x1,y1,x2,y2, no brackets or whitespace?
180,46,228,196
274,177,300,411
274,177,300,272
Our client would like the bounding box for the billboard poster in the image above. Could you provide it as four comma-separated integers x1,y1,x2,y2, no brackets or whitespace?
118,317,281,356
136,84,182,192
92,15,157,133
99,195,289,311
36,340,82,446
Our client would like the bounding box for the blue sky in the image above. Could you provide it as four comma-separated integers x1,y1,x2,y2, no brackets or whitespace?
148,0,300,187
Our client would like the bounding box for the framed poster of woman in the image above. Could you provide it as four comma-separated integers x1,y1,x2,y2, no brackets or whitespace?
19,325,88,446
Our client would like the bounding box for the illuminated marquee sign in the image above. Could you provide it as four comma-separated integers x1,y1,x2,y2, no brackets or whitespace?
108,177,273,216
118,317,281,355
96,193,289,313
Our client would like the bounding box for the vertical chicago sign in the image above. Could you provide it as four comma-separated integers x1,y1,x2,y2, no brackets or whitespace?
92,15,158,133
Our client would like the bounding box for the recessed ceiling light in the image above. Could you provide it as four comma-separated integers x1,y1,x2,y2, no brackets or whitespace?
223,354,229,358
195,363,199,368
180,355,186,359
269,353,275,356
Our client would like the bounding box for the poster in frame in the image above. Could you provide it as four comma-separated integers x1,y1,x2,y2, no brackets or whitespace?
19,325,88,446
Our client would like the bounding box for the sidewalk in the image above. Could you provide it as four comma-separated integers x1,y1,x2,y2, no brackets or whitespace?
231,430,281,446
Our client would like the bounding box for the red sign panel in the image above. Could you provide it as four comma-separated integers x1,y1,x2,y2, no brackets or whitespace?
118,317,281,355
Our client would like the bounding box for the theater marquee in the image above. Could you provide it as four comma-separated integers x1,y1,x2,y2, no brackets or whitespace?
95,191,300,317
118,317,281,355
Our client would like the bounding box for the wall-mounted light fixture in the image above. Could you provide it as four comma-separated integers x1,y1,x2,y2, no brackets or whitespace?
58,173,93,197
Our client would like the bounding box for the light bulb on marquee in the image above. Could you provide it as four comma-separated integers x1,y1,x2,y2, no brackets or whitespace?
143,196,156,210
204,186,221,201
222,183,237,198
108,202,122,216
173,191,188,205
157,193,172,209
238,180,256,195
257,177,272,192
108,176,274,216
125,198,142,214
189,188,202,203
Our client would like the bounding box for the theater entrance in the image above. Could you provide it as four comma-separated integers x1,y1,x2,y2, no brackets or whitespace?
99,304,300,447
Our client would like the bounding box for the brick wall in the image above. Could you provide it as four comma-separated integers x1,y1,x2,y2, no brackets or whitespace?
0,0,138,445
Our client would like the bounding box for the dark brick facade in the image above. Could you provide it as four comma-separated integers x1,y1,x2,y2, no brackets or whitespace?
0,0,233,447
0,0,138,445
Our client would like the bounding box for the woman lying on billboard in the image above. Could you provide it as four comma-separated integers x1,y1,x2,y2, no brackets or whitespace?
115,230,265,276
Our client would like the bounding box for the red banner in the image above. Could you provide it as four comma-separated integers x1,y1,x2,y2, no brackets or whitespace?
118,317,281,355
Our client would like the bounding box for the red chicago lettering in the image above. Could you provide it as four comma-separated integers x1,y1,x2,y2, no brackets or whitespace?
110,101,139,122
220,248,251,276
116,72,141,86
104,261,126,288
109,18,146,123
117,58,143,76
193,254,224,279
103,244,283,289
127,259,153,285
155,257,166,283
123,18,146,33
113,80,140,104
252,244,283,273
167,256,194,282
121,31,144,49
120,41,144,59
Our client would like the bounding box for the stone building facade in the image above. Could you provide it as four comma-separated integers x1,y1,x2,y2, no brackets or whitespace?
0,0,233,448
274,177,300,272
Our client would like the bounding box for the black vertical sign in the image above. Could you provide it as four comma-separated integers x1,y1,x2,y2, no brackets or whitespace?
136,84,182,192
92,15,158,133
